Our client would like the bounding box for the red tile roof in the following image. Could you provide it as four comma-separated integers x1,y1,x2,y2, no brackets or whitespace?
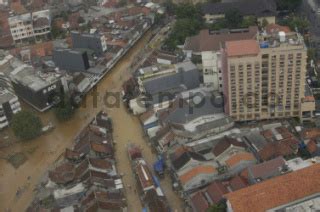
228,175,248,191
90,142,113,154
206,181,229,203
307,139,318,154
139,110,155,123
0,11,11,36
246,156,286,180
136,161,154,190
89,158,113,170
10,41,54,57
68,12,80,29
212,137,246,157
184,26,258,52
258,137,299,161
190,192,209,212
225,164,320,212
226,39,260,57
49,162,75,184
179,166,216,184
171,146,190,161
225,152,255,168
302,128,320,140
266,23,291,34
10,0,27,14
65,148,82,160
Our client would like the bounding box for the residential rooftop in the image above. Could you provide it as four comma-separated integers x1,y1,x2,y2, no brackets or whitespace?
225,39,260,57
9,64,61,92
225,163,320,212
0,88,18,105
142,61,200,95
184,26,258,53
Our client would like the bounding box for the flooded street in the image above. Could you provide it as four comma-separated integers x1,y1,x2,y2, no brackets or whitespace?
0,30,183,211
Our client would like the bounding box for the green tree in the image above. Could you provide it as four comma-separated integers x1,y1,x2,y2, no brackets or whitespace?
54,98,75,122
298,147,311,159
207,0,221,3
191,54,202,64
118,0,127,7
164,17,202,51
308,48,317,62
261,18,269,28
162,3,204,51
60,11,68,22
163,0,176,15
276,0,302,11
11,111,43,140
225,9,243,28
240,16,257,28
175,3,201,20
78,16,85,24
279,15,309,33
51,23,61,38
207,202,226,212
209,19,227,30
154,13,165,25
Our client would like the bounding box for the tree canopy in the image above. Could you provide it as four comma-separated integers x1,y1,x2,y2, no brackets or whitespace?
276,0,302,11
279,15,309,33
54,98,75,122
11,111,43,140
225,8,243,28
207,202,227,212
163,3,204,51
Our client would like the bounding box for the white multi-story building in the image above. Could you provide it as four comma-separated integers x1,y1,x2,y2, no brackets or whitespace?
0,0,8,6
0,88,21,130
8,9,51,42
8,13,34,41
184,27,258,92
32,10,51,37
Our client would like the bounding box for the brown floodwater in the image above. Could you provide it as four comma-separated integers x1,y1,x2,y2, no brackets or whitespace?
0,30,183,212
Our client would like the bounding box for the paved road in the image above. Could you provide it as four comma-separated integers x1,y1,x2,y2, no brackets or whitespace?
300,0,320,38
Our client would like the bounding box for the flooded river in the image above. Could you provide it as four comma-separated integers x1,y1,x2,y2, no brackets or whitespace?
0,30,183,212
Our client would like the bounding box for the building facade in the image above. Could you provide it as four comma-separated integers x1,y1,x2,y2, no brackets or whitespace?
32,10,51,38
10,64,63,112
183,27,258,92
222,31,314,121
53,49,90,72
8,13,34,41
0,88,21,129
71,31,107,57
8,9,51,42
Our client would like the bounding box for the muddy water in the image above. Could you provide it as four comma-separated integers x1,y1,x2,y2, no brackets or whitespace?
0,30,183,212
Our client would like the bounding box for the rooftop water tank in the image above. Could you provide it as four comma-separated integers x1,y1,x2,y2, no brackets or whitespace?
279,31,286,42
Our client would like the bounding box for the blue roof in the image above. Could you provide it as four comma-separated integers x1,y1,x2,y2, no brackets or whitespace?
153,159,164,173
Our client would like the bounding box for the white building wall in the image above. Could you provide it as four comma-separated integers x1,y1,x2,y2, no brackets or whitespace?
9,18,34,41
215,146,247,163
147,125,161,138
0,0,8,6
129,98,147,115
182,172,218,192
201,51,223,92
9,10,51,41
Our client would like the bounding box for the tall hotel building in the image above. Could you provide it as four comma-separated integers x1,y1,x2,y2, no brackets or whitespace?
222,31,315,122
